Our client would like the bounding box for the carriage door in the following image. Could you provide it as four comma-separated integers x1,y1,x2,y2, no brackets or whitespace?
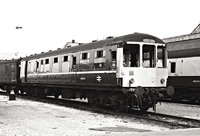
169,59,183,76
110,51,117,70
71,56,77,83
176,59,183,76
25,61,28,82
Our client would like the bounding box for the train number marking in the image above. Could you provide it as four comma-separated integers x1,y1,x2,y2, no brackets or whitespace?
80,77,86,80
193,80,200,83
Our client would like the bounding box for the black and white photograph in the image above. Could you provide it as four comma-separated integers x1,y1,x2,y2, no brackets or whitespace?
0,0,200,135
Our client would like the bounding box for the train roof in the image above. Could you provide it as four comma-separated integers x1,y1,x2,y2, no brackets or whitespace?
22,32,164,60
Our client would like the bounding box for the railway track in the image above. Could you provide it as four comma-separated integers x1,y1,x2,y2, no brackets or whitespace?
160,98,200,105
140,112,200,128
1,91,200,129
95,107,200,129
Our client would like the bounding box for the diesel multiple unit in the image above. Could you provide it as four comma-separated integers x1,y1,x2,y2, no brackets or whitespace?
0,33,170,112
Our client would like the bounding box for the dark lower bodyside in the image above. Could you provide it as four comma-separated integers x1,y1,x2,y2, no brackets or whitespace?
167,76,200,102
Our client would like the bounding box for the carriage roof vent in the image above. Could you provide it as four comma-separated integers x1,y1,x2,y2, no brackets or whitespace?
106,36,114,39
92,40,97,42
64,39,82,48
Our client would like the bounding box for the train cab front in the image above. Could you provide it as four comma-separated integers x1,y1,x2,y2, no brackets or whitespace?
116,39,168,111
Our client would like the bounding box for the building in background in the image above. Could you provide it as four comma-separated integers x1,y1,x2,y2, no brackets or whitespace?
163,23,200,58
0,52,19,60
191,23,200,34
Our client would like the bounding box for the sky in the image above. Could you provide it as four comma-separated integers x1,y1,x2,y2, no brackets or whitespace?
0,0,200,58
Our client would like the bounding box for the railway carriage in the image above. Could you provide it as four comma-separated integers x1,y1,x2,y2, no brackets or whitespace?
0,59,21,93
0,32,171,112
165,33,200,102
18,32,170,111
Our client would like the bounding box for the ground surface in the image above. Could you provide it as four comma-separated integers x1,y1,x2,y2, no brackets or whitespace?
1,95,200,136
0,95,167,136
153,102,200,119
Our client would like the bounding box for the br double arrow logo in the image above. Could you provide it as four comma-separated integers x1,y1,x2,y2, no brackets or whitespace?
96,75,102,82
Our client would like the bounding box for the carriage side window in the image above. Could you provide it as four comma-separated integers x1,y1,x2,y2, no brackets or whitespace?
82,53,87,60
94,50,106,70
142,45,156,68
81,52,90,60
171,62,176,73
80,52,90,70
54,57,58,63
96,50,104,58
45,59,49,64
123,44,140,67
63,56,68,62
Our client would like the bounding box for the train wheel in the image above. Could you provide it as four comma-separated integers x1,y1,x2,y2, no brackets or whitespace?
37,89,46,98
26,90,32,97
189,98,197,103
6,90,11,95
14,89,19,95
54,93,60,99
20,90,25,95
140,107,149,112
112,100,124,112
88,96,99,109
138,96,149,112
112,99,127,112
171,95,181,102
53,88,61,99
